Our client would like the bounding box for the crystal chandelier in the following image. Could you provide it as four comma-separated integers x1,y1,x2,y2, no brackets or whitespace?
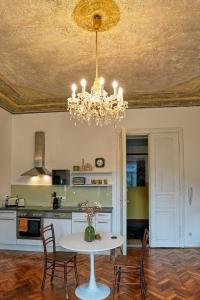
67,14,128,126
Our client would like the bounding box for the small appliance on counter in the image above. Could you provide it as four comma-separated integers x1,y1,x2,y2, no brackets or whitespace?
18,198,25,207
5,196,18,207
5,196,25,207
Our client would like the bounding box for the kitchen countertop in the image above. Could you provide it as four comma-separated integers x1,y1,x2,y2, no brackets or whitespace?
0,206,113,213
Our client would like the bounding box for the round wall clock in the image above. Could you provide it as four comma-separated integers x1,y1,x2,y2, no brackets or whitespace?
95,158,105,168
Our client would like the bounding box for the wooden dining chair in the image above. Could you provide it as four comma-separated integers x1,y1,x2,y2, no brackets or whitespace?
113,228,149,299
40,224,79,298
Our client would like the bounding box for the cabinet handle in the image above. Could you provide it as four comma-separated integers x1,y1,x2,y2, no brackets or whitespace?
0,218,15,220
97,221,108,224
0,212,15,214
73,220,87,223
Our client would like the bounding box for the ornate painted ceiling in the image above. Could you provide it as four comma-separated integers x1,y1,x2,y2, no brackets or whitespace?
0,0,200,113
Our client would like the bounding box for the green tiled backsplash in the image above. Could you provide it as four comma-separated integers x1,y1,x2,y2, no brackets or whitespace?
11,185,112,207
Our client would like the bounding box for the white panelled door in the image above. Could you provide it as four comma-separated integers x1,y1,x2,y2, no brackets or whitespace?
149,131,182,247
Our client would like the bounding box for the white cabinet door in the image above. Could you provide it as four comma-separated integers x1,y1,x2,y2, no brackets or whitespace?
72,220,88,233
149,131,182,247
96,212,111,233
43,218,72,244
0,211,16,244
95,220,111,233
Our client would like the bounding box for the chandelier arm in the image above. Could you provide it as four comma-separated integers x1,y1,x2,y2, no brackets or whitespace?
95,31,98,79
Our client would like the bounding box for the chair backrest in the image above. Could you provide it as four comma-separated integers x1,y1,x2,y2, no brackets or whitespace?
40,224,56,257
140,228,149,265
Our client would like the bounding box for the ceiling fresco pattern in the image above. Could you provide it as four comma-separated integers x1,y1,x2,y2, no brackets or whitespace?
0,0,200,113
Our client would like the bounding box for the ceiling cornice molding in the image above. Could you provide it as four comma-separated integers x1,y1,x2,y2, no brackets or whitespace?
1,72,200,114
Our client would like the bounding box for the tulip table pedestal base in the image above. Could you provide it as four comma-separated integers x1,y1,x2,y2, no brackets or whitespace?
75,253,110,300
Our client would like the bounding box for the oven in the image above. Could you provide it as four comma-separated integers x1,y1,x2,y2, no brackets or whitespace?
17,211,43,240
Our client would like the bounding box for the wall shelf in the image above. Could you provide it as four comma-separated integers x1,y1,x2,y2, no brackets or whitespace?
70,170,113,186
70,184,112,187
71,170,112,174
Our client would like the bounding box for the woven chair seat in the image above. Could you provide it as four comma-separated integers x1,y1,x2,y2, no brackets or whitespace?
114,255,140,268
47,251,76,262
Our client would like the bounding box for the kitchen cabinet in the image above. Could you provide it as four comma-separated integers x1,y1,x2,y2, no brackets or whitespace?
72,220,89,233
95,220,111,232
0,211,16,244
95,213,112,233
43,218,72,244
52,169,70,185
72,212,111,234
72,212,91,233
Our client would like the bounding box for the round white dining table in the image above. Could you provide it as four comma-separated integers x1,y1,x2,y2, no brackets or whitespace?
59,232,124,300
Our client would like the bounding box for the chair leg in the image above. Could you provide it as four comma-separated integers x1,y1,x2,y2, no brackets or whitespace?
140,267,146,300
64,263,69,299
51,260,55,283
41,261,47,290
74,256,79,287
110,249,115,263
112,266,118,299
117,267,121,290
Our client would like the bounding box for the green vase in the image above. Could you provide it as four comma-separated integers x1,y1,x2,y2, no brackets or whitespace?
84,222,95,242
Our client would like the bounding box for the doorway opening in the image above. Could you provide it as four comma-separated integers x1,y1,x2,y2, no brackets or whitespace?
126,136,149,248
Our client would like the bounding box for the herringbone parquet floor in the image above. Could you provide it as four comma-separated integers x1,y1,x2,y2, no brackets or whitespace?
0,248,200,300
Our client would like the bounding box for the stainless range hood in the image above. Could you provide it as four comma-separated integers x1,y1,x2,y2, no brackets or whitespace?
21,131,51,176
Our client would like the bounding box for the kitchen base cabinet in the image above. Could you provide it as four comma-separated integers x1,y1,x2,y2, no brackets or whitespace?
72,220,90,233
95,213,112,233
95,220,111,232
72,212,89,234
43,218,72,244
0,211,16,244
72,212,111,234
72,212,94,234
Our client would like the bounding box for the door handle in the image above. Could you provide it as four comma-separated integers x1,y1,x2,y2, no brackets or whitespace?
188,187,193,206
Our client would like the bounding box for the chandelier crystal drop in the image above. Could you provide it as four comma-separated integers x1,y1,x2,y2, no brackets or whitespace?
67,14,128,126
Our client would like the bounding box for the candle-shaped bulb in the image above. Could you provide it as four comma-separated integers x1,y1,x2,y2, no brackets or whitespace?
71,83,77,98
118,87,123,96
112,80,118,98
99,77,104,96
112,80,118,88
81,78,86,94
99,77,105,85
118,87,123,101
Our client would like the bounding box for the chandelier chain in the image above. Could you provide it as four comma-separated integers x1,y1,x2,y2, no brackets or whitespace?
95,31,98,79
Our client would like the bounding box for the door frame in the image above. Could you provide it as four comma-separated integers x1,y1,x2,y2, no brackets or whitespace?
116,127,185,248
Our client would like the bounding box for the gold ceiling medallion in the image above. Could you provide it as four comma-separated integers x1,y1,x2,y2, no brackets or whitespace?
73,0,120,32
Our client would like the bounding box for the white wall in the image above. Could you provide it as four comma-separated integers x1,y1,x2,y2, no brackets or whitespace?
0,108,12,204
11,106,200,246
11,113,117,184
